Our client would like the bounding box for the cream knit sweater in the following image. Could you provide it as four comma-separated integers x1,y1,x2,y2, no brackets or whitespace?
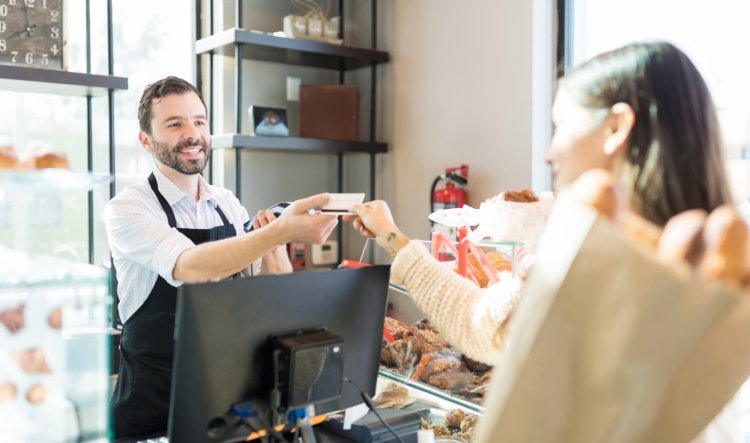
390,240,522,366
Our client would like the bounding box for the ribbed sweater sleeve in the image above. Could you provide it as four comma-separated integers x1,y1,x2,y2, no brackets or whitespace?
390,240,522,365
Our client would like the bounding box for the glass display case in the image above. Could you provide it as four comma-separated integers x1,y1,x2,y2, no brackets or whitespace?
0,170,112,442
360,237,522,441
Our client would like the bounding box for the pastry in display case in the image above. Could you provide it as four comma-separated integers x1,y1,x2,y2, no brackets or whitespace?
379,316,492,407
0,170,112,442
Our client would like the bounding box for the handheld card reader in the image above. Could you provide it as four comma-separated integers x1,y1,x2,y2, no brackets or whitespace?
243,202,291,232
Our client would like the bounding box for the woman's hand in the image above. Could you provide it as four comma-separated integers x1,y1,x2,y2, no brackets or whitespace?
347,200,410,257
253,209,293,274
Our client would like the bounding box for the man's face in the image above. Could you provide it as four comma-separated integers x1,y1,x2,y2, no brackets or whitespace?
144,91,211,175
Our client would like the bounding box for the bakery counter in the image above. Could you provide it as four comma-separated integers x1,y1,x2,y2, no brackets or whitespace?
371,236,519,434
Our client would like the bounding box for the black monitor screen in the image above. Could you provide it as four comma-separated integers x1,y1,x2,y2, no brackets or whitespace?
169,266,390,443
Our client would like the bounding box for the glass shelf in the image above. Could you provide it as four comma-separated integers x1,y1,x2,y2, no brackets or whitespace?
379,368,484,414
0,246,108,289
0,170,111,193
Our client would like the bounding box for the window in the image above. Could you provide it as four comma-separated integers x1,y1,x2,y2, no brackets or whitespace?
0,2,191,266
568,0,750,202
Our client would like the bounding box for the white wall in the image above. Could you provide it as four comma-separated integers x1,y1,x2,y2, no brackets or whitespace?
383,0,554,243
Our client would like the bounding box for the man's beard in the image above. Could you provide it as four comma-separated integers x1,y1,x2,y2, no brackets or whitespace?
152,137,211,175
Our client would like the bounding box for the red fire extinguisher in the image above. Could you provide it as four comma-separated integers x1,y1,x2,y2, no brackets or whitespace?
430,165,469,253
431,164,469,214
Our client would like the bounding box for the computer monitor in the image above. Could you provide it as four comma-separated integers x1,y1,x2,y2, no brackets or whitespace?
168,266,391,443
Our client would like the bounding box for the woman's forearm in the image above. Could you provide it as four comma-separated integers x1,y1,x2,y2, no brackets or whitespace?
392,240,522,365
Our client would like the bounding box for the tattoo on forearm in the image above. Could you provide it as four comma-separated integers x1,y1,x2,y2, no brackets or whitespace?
384,232,400,257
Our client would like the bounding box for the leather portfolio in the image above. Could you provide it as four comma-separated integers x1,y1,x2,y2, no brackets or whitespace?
299,84,358,141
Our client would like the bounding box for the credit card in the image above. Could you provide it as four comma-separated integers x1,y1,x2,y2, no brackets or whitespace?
320,193,365,216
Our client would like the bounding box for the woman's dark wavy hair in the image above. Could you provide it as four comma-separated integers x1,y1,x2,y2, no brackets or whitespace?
559,41,731,226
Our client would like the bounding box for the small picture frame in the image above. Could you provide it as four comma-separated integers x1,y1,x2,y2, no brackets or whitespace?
248,106,289,137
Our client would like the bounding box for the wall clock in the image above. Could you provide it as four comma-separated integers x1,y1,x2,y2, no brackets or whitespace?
0,0,64,69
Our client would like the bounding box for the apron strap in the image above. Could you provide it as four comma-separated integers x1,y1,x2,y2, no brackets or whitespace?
148,173,177,229
214,204,233,228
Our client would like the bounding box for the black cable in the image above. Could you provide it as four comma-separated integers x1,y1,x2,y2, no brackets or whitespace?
343,377,405,443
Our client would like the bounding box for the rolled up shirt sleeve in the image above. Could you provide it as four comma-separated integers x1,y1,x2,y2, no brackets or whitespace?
103,189,195,287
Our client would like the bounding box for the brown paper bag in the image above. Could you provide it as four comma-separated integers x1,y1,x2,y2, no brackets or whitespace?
477,194,750,443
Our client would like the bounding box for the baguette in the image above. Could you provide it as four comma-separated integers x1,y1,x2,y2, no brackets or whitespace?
699,204,749,287
657,209,707,267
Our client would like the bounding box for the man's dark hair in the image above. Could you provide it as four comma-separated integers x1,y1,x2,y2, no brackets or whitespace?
138,76,207,134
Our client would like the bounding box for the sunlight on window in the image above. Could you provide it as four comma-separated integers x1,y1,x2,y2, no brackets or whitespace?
111,1,193,191
571,0,750,203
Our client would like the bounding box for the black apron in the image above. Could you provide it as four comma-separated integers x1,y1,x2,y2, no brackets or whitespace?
111,173,237,439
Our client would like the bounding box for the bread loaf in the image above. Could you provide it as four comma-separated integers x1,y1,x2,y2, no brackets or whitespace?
699,205,749,287
0,146,20,169
503,189,539,203
658,209,707,267
27,152,70,169
465,251,511,288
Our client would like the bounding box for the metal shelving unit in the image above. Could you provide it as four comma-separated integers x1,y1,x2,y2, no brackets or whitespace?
193,0,388,261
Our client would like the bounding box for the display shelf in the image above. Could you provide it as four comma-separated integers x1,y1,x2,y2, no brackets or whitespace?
0,65,127,97
211,133,387,153
379,369,484,414
195,28,389,71
374,374,483,443
0,247,108,289
0,170,112,192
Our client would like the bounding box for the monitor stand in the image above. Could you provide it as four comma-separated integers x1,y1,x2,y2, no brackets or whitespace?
297,416,318,443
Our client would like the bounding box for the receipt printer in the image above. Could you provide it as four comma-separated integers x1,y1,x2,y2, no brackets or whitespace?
321,408,423,443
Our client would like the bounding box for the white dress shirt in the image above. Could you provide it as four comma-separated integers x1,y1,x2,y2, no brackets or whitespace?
103,168,256,323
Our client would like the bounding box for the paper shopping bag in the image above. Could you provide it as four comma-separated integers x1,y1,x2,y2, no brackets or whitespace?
476,194,750,443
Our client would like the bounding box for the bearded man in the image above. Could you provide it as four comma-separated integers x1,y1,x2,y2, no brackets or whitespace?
104,76,338,439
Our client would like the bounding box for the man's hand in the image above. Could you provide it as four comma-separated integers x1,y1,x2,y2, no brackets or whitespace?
252,209,293,274
274,193,339,245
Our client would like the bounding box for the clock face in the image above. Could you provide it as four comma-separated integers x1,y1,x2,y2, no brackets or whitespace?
0,0,64,70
